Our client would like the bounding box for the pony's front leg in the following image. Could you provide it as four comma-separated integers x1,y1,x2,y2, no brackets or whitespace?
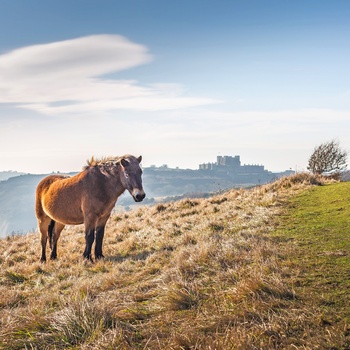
83,227,95,262
95,214,110,260
95,226,105,259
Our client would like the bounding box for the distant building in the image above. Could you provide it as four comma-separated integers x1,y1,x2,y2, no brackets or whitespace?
199,155,264,173
199,155,240,170
142,155,293,198
199,155,273,184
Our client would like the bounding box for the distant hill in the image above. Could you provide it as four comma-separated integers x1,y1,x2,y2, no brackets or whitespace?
0,174,47,236
0,171,25,181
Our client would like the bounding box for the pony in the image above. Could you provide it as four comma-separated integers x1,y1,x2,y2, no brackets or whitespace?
35,154,145,262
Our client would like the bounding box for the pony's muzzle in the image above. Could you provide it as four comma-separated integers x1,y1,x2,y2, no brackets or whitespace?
133,190,146,202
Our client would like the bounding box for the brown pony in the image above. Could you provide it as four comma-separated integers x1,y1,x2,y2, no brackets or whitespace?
35,154,145,262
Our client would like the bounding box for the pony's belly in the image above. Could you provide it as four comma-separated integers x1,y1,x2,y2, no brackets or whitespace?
47,211,84,226
43,201,84,225
53,209,84,225
58,217,84,225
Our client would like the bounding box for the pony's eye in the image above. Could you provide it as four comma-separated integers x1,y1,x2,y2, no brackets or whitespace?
124,172,129,179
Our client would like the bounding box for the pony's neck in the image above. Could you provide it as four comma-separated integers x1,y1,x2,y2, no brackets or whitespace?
101,164,127,198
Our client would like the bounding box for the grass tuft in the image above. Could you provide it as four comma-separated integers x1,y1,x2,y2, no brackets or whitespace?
165,283,202,311
4,270,27,284
48,296,115,346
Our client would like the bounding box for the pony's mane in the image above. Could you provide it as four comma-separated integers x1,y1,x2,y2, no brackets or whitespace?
83,154,137,171
84,156,122,170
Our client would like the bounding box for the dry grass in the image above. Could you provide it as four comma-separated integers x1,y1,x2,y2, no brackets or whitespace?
0,173,345,349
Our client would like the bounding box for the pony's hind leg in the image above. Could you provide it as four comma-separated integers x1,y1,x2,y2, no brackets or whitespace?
38,217,51,262
50,222,65,260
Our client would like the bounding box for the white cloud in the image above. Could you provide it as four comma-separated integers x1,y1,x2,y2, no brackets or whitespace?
0,35,218,114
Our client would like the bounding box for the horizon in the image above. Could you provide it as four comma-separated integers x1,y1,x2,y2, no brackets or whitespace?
1,1,350,174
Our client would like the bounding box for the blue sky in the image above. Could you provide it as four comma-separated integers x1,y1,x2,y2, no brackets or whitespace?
0,0,350,173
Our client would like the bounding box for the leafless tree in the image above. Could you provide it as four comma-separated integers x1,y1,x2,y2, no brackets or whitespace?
307,140,348,175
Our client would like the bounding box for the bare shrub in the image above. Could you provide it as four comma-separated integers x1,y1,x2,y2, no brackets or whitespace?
308,139,348,175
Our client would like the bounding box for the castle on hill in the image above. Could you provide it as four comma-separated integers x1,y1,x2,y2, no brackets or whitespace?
199,155,287,185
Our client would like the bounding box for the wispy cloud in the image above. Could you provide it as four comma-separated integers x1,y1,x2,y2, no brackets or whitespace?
0,35,218,114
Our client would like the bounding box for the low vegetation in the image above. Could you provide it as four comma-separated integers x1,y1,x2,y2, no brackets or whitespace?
0,173,349,349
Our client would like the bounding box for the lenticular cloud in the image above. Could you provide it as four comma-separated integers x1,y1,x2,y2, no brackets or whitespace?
0,34,151,80
0,34,217,114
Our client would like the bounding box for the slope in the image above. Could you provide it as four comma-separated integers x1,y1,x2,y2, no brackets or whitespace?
0,174,349,349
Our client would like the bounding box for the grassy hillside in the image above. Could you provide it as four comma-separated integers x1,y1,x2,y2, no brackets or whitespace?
274,182,350,342
0,174,349,349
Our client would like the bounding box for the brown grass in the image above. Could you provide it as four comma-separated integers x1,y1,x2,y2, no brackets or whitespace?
0,173,344,349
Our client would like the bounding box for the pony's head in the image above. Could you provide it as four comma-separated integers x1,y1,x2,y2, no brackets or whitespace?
120,155,146,202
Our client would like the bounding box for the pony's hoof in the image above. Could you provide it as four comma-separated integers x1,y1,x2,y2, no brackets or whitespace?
95,254,105,260
83,254,94,263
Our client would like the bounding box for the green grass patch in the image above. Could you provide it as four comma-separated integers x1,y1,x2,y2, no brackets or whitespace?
276,182,350,346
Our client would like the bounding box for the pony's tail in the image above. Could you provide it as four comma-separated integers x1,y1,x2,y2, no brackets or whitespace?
48,220,55,250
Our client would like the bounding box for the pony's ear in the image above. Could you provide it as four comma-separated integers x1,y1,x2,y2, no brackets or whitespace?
137,156,142,164
121,158,129,167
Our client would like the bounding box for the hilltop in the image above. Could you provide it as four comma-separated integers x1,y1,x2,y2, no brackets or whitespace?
0,174,349,349
0,171,25,182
